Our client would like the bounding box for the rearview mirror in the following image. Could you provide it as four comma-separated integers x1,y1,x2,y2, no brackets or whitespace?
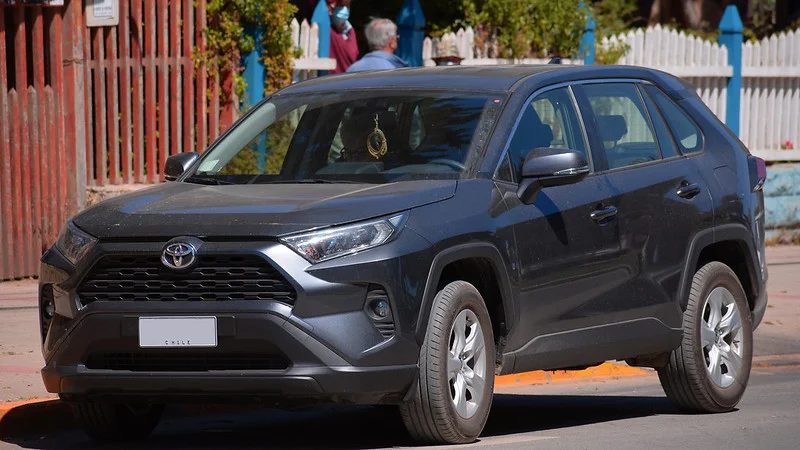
517,148,589,204
164,152,200,181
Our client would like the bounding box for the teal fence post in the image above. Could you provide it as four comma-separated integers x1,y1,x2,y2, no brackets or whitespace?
579,3,596,64
397,0,425,67
311,0,331,75
242,24,267,168
719,5,743,135
242,24,265,108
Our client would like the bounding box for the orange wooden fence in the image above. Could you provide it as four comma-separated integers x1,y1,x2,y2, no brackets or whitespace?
0,5,72,281
1,0,235,280
83,0,236,186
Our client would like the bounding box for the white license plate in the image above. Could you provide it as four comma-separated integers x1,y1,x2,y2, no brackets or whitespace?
139,317,218,348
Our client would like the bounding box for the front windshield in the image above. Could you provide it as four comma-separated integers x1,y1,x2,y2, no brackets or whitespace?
190,90,502,184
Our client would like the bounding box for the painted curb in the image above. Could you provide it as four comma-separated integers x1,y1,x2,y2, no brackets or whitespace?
495,362,652,387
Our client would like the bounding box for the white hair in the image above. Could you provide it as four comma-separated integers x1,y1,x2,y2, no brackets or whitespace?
364,18,398,51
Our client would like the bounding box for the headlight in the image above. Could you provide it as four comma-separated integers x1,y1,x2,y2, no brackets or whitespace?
281,213,407,263
56,221,98,265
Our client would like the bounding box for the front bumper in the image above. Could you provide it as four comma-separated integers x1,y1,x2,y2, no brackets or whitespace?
39,233,434,404
41,307,416,404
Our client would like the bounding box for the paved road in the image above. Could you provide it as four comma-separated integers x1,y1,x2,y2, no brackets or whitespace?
2,365,799,449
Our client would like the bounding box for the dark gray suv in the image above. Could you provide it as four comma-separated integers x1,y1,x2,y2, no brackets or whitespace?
39,65,768,444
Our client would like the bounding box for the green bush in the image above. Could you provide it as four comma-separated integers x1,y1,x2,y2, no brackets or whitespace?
463,0,588,59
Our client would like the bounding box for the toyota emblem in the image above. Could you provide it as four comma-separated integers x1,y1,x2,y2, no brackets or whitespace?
161,242,197,270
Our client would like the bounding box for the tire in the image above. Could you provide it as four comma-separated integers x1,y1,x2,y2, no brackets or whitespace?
400,281,495,444
658,261,753,413
71,402,163,441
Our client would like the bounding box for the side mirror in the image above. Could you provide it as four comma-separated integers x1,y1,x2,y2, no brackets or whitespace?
164,152,200,181
517,148,589,204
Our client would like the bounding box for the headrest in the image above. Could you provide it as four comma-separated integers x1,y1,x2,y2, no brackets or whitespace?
596,115,627,142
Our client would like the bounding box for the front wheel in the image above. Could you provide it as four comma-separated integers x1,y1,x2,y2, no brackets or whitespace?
658,262,753,412
400,281,495,444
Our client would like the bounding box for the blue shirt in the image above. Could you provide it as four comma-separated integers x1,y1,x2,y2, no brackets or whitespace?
346,51,408,73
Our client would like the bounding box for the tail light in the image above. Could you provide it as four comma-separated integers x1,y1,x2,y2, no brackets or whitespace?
747,156,766,192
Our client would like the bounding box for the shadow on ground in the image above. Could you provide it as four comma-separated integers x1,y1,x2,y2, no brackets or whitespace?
3,394,685,449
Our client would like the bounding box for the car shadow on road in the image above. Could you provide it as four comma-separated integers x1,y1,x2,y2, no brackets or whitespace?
5,394,690,449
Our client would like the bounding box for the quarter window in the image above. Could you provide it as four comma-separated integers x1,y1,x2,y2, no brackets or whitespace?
639,85,680,159
505,87,587,181
644,85,703,154
582,83,660,169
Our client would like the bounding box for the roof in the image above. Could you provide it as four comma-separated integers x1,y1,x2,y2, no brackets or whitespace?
276,65,691,97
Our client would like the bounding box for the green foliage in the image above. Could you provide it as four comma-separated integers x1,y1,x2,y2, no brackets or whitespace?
196,0,297,105
591,0,636,65
591,0,638,37
462,0,588,58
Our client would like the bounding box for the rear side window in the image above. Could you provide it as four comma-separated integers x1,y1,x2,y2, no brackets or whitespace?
582,83,659,169
638,85,680,159
644,85,703,154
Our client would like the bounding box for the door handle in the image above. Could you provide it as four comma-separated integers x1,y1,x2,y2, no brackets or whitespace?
591,205,618,224
677,182,702,199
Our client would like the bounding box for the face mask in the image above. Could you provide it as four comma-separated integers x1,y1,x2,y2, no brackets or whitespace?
332,6,350,27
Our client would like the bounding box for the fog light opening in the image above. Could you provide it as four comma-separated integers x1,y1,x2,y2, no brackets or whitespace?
43,299,55,319
370,300,390,319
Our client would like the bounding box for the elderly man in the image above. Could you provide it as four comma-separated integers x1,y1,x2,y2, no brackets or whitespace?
346,18,408,72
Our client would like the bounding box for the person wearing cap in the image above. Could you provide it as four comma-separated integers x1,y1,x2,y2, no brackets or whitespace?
346,18,408,72
328,0,359,74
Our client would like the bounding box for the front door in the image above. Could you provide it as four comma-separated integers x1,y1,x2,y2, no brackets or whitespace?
498,87,629,372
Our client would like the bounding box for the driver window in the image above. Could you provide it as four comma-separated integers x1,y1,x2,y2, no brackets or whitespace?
505,87,587,182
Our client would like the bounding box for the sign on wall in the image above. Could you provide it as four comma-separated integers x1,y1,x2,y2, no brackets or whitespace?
85,0,119,27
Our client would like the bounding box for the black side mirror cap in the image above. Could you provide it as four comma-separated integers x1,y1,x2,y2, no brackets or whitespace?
164,152,200,181
517,148,589,204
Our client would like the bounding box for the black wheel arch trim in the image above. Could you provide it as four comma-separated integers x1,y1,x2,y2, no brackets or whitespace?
415,242,516,345
679,224,762,314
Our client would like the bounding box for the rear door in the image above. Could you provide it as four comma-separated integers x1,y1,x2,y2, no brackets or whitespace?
573,82,713,332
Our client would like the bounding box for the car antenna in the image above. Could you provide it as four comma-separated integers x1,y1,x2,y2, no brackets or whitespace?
548,57,562,64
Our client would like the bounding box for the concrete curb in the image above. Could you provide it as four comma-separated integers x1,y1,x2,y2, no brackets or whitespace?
2,356,798,441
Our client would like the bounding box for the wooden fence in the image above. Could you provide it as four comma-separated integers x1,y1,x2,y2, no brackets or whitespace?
608,25,799,157
0,4,77,280
422,28,583,66
425,24,799,158
82,0,238,187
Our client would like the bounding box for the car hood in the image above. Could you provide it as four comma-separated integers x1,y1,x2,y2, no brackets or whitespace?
74,180,456,239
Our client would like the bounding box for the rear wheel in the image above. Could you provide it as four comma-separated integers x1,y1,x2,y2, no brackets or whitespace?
400,281,495,444
658,262,753,412
71,402,163,441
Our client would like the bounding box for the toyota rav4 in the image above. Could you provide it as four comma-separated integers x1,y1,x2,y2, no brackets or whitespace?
39,65,768,444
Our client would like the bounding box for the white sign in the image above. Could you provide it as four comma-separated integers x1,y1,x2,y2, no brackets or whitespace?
93,0,114,18
85,0,119,27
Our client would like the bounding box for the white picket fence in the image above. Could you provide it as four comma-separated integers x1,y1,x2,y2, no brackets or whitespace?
290,19,336,72
608,25,800,157
423,24,800,157
740,31,800,158
422,28,583,66
605,26,731,123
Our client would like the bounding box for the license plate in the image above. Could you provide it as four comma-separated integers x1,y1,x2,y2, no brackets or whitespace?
139,317,218,348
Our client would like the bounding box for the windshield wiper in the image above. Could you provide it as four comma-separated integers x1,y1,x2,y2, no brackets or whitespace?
183,175,235,185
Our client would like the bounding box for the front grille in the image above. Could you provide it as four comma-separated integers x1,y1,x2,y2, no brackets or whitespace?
84,352,290,372
78,254,296,305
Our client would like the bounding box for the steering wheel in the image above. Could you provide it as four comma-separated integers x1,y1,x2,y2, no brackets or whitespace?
427,159,466,171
